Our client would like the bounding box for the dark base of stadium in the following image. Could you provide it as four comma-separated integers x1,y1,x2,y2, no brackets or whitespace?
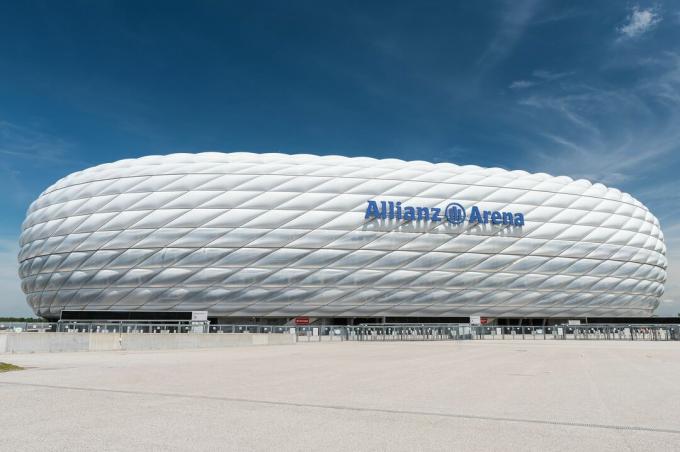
55,311,679,326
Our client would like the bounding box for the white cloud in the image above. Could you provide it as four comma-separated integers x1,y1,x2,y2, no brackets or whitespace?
509,80,536,89
618,6,662,39
509,70,573,91
516,53,680,183
532,8,588,25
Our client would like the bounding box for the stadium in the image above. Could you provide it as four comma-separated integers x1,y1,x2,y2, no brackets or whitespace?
18,152,667,324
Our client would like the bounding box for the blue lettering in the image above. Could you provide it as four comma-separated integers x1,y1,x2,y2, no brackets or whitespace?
366,199,525,226
469,206,483,223
416,207,430,221
514,213,525,226
365,200,380,219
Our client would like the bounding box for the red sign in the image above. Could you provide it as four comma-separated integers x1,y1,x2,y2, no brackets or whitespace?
480,317,489,325
294,317,310,325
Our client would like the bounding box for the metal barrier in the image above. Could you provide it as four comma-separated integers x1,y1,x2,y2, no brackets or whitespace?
470,324,680,341
343,324,471,342
2,321,679,341
55,321,209,334
0,322,55,332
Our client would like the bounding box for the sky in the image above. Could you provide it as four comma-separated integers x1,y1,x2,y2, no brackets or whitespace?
1,1,679,317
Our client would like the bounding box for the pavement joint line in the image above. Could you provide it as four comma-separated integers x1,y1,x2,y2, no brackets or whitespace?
1,380,679,435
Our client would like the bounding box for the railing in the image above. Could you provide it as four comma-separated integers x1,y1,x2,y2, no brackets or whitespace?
470,324,680,341
2,321,679,341
0,322,55,332
56,321,209,334
344,324,470,342
267,324,472,342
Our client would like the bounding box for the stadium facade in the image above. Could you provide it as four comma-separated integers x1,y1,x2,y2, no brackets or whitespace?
18,152,666,322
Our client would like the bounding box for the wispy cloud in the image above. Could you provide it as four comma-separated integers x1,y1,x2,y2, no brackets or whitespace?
618,6,662,40
513,53,680,185
532,7,589,25
478,0,541,68
532,69,574,81
0,120,89,208
509,70,574,90
0,120,74,164
509,80,536,89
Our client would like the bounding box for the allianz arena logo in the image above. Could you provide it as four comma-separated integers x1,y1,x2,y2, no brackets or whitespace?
365,200,525,226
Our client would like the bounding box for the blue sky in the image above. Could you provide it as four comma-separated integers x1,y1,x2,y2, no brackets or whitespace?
1,1,679,316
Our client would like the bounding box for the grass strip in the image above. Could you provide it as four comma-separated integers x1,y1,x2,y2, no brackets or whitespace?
0,362,24,373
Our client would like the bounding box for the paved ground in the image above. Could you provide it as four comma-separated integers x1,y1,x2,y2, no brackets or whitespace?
1,340,679,451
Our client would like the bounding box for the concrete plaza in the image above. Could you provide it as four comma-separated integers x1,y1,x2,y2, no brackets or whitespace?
1,340,679,451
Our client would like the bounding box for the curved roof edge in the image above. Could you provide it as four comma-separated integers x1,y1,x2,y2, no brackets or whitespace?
38,150,645,213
